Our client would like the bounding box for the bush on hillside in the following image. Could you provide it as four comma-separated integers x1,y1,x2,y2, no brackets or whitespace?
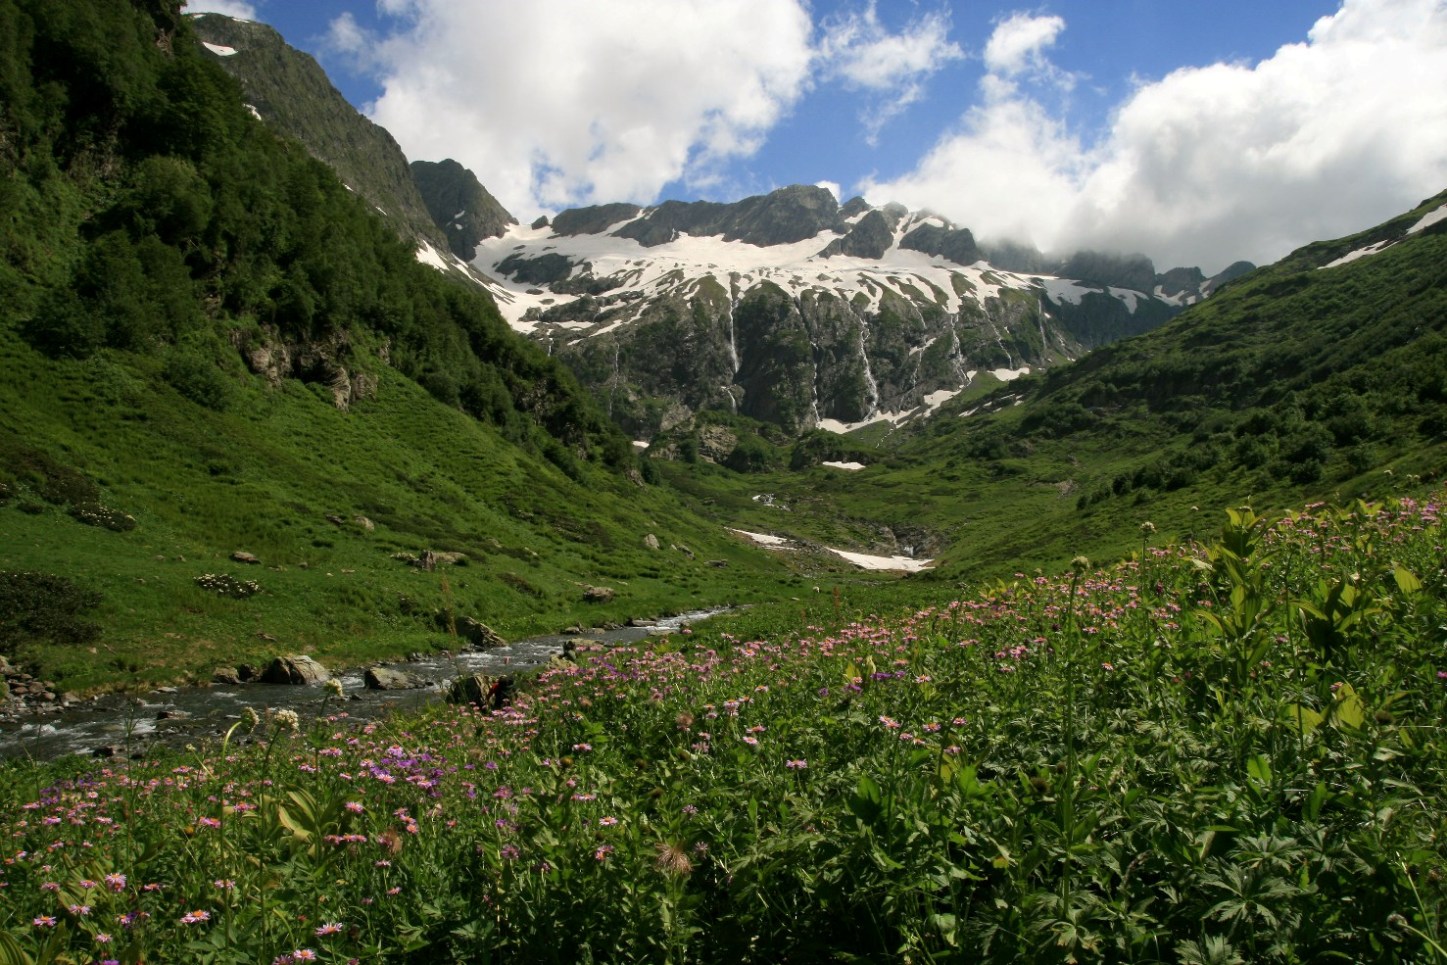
0,571,103,654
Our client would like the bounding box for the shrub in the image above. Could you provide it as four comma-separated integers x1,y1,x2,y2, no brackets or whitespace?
0,571,103,654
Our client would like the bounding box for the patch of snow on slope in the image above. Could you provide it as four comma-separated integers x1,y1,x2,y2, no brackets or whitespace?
921,389,959,413
415,241,449,272
245,104,261,121
821,461,866,471
202,42,238,56
827,548,933,572
990,366,1030,382
728,528,791,547
1041,278,1095,305
1320,238,1397,269
1408,203,1447,235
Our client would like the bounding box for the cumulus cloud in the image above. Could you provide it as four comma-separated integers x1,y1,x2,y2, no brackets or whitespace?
865,0,1447,273
335,0,815,221
818,3,964,142
183,0,259,19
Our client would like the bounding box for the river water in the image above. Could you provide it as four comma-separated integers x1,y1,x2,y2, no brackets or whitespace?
0,610,722,762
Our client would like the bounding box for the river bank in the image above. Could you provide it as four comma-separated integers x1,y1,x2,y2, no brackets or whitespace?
0,608,725,761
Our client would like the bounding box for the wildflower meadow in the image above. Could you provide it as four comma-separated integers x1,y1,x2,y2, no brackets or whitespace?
1,495,1444,963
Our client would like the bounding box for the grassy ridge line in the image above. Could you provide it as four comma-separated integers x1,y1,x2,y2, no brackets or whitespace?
1,492,1442,961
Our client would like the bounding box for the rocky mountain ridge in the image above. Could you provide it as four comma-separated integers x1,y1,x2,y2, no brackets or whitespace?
478,186,1251,438
185,14,1253,442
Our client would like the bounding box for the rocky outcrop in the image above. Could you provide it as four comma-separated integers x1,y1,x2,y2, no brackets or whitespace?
410,158,516,260
819,210,894,259
241,329,377,410
260,654,331,685
552,203,643,237
898,222,982,266
614,185,845,248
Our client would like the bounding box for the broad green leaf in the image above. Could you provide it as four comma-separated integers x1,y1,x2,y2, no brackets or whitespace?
276,803,311,840
1286,703,1324,735
1332,683,1367,729
1393,565,1423,594
1246,754,1272,787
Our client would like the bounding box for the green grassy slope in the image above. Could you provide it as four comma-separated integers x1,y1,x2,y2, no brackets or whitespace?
0,312,819,691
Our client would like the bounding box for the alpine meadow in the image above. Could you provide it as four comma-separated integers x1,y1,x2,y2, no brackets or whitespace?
1,1,1445,962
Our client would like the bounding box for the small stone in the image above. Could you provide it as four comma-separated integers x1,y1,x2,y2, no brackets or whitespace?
232,551,261,565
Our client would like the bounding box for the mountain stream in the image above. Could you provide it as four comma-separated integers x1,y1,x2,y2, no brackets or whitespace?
0,609,724,762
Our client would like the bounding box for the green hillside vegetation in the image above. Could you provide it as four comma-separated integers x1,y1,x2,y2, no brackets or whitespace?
0,0,836,691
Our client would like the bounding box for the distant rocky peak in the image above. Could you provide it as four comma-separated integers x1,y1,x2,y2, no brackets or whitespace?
603,184,845,248
410,158,516,260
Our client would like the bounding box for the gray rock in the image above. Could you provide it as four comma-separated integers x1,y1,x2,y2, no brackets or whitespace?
364,667,427,691
232,551,261,565
455,616,506,649
583,585,615,603
260,654,331,685
643,533,660,551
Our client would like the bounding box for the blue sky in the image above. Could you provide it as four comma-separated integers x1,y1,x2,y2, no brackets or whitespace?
186,0,1447,273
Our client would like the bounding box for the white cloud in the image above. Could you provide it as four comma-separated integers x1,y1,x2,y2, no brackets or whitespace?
818,3,964,143
982,12,1063,77
866,0,1447,273
340,0,815,221
183,0,258,19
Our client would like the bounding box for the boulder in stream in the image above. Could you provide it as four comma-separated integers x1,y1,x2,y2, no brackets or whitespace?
260,654,331,685
364,667,427,691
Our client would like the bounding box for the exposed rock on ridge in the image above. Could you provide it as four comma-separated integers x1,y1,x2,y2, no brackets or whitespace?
410,158,516,260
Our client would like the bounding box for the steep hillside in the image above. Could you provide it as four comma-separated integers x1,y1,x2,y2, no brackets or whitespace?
0,0,815,691
479,187,1234,438
188,12,456,261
